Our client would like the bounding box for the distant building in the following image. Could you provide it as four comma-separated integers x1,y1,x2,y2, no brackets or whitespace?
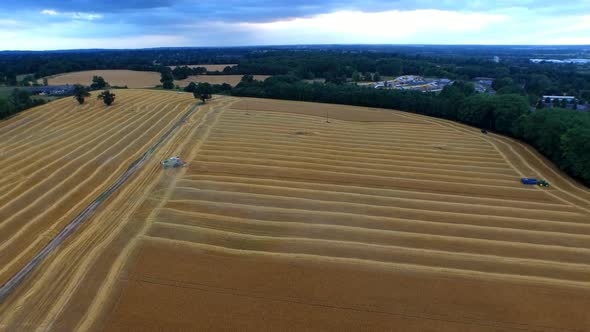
539,95,583,110
472,77,495,94
474,77,494,86
530,59,590,64
28,85,75,96
542,95,575,102
373,75,452,93
493,56,500,63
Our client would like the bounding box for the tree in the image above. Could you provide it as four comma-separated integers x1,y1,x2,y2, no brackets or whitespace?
6,73,17,86
18,75,35,86
325,73,346,85
561,124,590,183
194,67,207,75
560,99,568,108
439,81,475,120
219,83,232,92
373,72,381,82
73,84,91,104
0,89,44,120
172,66,192,80
97,90,116,106
352,71,363,82
492,94,529,135
43,78,48,86
526,74,551,96
0,98,14,119
458,94,496,129
193,83,213,103
10,89,33,109
184,82,197,93
457,93,527,134
90,76,108,90
160,70,174,89
376,59,402,76
492,77,514,91
162,80,174,89
241,75,255,83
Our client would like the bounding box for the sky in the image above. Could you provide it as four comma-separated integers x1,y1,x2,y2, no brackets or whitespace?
0,0,589,50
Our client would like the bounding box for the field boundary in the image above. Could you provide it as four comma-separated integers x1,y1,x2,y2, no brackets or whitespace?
0,102,201,302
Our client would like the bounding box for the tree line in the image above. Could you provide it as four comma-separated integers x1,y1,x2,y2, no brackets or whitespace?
3,48,589,105
0,49,245,82
170,65,238,80
0,89,45,119
228,51,590,105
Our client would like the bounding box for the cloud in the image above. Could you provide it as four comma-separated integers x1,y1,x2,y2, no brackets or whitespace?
4,0,174,12
1,1,590,49
0,33,188,50
238,10,507,44
8,1,590,22
71,12,103,21
39,9,102,21
41,9,57,16
0,19,19,27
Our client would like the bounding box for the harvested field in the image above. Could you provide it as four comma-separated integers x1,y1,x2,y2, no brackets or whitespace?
0,89,196,288
47,70,161,88
168,64,237,71
175,75,270,87
1,97,590,331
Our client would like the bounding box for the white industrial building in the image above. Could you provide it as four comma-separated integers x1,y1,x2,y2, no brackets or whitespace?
542,96,576,102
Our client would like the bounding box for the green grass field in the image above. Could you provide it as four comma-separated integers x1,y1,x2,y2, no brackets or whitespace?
0,86,17,98
0,86,62,103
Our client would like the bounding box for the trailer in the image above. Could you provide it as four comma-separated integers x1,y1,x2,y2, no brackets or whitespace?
521,178,538,185
521,178,550,187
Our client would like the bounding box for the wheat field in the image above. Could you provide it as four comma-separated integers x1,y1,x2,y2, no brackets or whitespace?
47,70,163,88
47,69,268,88
1,94,589,331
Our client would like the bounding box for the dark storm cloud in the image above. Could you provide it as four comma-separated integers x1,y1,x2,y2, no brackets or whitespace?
5,0,589,22
1,0,590,49
0,0,175,12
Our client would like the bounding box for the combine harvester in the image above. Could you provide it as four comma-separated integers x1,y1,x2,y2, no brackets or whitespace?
161,156,186,169
521,178,550,187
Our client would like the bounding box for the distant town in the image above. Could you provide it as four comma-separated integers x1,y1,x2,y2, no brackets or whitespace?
364,75,494,95
530,58,590,64
362,75,587,112
371,75,454,93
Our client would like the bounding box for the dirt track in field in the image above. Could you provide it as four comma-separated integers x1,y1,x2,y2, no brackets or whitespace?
47,70,162,88
1,96,590,331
